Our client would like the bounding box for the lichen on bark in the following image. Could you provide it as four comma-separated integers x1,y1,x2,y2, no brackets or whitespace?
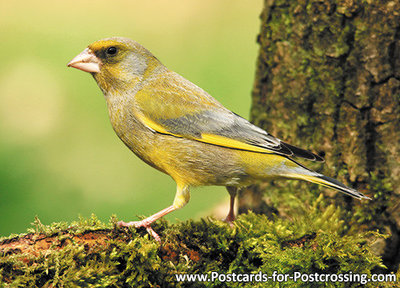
247,0,400,272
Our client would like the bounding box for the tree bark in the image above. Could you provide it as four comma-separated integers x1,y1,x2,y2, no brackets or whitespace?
243,0,400,272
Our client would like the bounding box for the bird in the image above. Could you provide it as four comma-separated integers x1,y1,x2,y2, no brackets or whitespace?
67,37,370,242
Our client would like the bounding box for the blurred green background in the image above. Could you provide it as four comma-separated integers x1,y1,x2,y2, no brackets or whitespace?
0,0,262,236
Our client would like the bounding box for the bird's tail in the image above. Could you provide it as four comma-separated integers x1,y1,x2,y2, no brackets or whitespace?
292,173,371,200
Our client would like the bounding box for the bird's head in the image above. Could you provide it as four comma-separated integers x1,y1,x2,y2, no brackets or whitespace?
67,37,163,93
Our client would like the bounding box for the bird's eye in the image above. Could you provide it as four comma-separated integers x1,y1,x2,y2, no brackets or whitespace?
106,46,118,55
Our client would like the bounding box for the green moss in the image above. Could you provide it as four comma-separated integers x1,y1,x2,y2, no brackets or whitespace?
0,203,393,287
252,0,400,272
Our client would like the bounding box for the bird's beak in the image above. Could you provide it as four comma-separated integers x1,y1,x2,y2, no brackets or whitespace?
67,48,102,73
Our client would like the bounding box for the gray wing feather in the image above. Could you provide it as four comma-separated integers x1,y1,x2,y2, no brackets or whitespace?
145,72,323,161
159,109,323,160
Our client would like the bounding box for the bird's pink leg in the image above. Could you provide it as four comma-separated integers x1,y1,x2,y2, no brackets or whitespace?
224,194,236,225
118,205,176,243
224,186,238,226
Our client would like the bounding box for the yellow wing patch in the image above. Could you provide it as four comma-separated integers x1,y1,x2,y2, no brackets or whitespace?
136,113,177,135
137,112,275,153
199,133,273,153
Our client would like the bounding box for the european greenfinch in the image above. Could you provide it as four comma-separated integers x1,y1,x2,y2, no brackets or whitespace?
67,37,370,242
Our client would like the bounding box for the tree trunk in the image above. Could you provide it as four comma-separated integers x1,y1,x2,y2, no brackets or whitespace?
243,0,400,272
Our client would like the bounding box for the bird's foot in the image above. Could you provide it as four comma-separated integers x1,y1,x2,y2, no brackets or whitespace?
117,220,161,243
223,214,235,228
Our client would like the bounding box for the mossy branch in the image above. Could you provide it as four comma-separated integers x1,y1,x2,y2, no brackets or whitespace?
1,197,396,287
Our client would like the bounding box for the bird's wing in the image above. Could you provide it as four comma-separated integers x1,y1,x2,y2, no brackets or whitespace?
133,72,323,161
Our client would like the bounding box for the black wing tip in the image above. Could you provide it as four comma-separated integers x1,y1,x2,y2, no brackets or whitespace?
278,142,295,157
313,153,325,162
282,142,325,162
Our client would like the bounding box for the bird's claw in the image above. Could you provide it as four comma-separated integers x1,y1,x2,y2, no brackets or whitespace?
223,217,235,228
117,220,161,243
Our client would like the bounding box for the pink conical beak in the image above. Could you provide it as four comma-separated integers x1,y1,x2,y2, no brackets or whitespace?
67,48,102,73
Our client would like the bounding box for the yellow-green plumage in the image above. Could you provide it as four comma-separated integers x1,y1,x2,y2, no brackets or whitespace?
68,37,370,242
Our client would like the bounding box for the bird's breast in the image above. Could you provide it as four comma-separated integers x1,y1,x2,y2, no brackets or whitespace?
104,93,163,169
103,92,252,187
